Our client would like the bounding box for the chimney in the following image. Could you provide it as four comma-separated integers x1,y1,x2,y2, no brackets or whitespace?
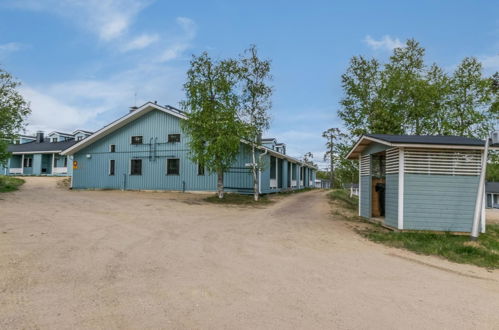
129,106,138,113
36,131,44,143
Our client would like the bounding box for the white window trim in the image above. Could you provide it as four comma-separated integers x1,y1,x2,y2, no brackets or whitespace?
168,134,181,143
129,158,142,175
109,144,116,152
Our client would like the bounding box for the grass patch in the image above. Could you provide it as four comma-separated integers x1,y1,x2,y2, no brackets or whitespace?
359,224,499,269
205,193,273,205
328,189,358,211
0,175,25,192
277,187,315,195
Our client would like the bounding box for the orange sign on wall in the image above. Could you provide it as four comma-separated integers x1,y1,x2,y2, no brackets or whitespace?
73,161,78,169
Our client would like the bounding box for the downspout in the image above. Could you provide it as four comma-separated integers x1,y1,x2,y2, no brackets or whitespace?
258,148,268,194
471,137,489,240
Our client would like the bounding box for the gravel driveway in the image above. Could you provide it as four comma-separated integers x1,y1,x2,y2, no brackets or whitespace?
1,177,499,329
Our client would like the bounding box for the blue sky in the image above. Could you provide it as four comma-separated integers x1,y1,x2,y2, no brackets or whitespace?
1,0,498,168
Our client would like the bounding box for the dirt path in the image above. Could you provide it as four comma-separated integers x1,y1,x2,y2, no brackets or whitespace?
1,177,499,329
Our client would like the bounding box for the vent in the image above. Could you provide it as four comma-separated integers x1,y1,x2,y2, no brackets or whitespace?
386,148,399,174
360,155,370,176
404,148,481,176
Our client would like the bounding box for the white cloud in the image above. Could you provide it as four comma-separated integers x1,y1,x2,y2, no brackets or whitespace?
364,35,405,51
157,17,197,62
0,42,26,57
121,33,159,52
20,63,186,134
480,54,499,73
5,0,151,42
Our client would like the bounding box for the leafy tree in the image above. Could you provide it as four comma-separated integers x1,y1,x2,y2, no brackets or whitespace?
322,128,347,188
302,152,315,166
447,57,495,137
238,45,272,201
0,67,31,165
181,52,245,198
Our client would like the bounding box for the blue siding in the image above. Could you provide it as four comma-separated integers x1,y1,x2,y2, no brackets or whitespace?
403,174,479,232
385,174,398,228
360,175,371,218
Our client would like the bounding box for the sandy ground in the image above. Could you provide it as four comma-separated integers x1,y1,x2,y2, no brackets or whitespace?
1,177,499,329
487,208,499,224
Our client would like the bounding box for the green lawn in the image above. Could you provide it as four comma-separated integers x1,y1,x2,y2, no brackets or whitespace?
328,189,499,269
0,175,25,192
205,193,273,205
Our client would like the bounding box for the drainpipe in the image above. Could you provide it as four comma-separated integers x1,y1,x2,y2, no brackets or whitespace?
258,148,268,194
471,136,489,240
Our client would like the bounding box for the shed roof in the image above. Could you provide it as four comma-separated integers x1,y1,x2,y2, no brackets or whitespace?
8,139,78,153
346,134,497,159
486,182,499,194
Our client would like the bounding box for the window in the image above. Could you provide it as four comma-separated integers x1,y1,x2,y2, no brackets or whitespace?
76,136,83,141
167,158,180,175
23,157,32,168
197,162,205,176
51,137,58,142
110,144,116,153
109,159,115,176
131,136,143,145
63,157,68,167
168,134,181,143
130,159,142,175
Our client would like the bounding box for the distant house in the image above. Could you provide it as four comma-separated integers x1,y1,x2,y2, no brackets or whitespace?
2,130,92,176
486,182,499,209
347,134,498,233
343,183,359,196
61,102,317,193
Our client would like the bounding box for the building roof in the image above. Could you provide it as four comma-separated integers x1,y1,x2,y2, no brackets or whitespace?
346,134,497,159
72,129,94,135
366,134,486,146
8,139,79,153
486,182,499,194
48,131,74,137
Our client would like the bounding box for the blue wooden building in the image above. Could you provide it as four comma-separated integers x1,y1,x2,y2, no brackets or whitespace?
2,130,92,176
62,102,317,193
347,134,498,233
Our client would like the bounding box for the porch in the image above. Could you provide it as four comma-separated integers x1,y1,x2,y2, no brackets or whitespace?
8,153,69,176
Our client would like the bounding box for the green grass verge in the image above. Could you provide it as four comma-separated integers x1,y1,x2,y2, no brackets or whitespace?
0,175,25,192
328,189,359,210
360,225,499,269
205,193,273,205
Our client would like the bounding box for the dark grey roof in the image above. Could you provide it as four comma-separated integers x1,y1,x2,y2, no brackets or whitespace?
8,139,79,153
367,134,486,146
486,182,499,193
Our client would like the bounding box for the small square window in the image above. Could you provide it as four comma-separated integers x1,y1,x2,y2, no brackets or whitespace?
109,159,115,176
110,144,116,152
131,136,143,145
168,134,180,143
167,158,180,175
51,137,58,143
197,162,205,176
130,159,142,175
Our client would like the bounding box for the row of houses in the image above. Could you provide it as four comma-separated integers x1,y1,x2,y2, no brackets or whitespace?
2,102,317,194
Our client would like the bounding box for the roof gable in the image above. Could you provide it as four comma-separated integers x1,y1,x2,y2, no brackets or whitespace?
62,102,186,155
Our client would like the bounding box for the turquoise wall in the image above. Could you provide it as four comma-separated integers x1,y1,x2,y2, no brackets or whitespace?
403,174,479,232
360,173,371,218
72,109,315,193
385,174,398,228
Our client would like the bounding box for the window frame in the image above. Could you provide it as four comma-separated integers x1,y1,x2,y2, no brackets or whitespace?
51,137,58,143
130,159,142,175
23,157,33,168
166,158,180,175
131,136,143,145
109,144,116,153
167,134,181,143
109,159,115,176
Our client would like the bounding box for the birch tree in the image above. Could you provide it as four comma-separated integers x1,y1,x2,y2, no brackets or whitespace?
238,45,272,201
322,128,347,188
181,52,244,198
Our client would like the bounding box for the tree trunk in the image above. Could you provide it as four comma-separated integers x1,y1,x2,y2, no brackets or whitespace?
252,145,259,201
330,142,334,189
217,170,224,199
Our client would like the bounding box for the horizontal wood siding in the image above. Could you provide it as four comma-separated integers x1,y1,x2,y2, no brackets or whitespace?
403,174,479,232
384,174,398,228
